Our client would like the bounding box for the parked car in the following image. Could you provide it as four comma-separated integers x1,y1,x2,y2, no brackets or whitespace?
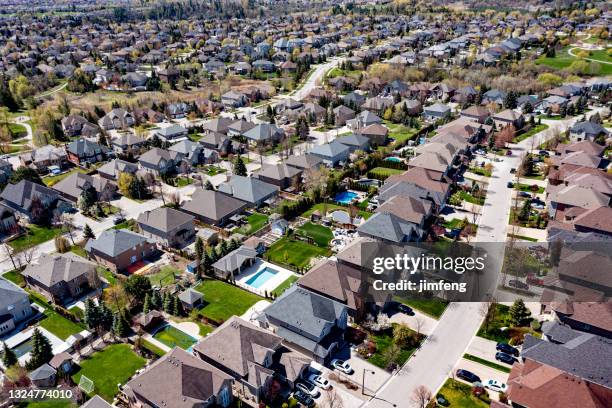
495,352,517,365
293,390,316,407
331,359,354,374
114,217,126,225
485,379,508,393
507,181,514,188
308,374,331,390
396,303,414,315
496,342,519,357
527,275,544,286
506,150,513,156
509,168,516,174
539,150,550,157
518,191,532,198
295,381,320,398
456,369,481,383
508,279,529,290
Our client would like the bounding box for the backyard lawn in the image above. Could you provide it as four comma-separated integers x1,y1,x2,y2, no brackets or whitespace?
237,213,269,235
9,225,63,252
302,202,372,220
368,167,404,179
265,237,331,269
194,279,263,323
296,222,333,247
436,379,490,408
71,344,146,402
39,308,85,340
3,269,25,286
272,275,299,296
42,167,88,187
146,265,180,287
152,325,197,350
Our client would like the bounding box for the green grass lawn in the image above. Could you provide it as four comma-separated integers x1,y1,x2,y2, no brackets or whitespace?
272,275,299,296
536,47,612,75
9,225,63,252
71,344,146,402
153,325,197,350
296,222,333,247
205,165,226,176
39,309,85,340
367,324,424,369
368,167,404,179
21,401,76,408
477,303,539,343
397,298,449,319
147,265,180,287
194,279,263,323
436,379,490,408
141,339,167,357
463,353,511,373
265,237,331,269
515,183,544,194
302,202,373,220
468,167,492,177
98,267,117,285
513,124,549,143
70,245,87,258
458,190,486,206
8,123,27,138
386,123,419,145
3,269,25,286
42,167,88,187
238,213,269,235
175,177,193,187
69,306,84,321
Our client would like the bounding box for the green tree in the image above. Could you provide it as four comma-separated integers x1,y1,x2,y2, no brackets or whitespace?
143,293,151,314
233,155,247,176
112,312,130,337
83,224,95,240
509,299,532,326
392,324,415,348
124,274,152,302
83,298,100,330
2,342,18,368
99,300,114,331
78,185,97,212
26,329,53,370
9,167,43,185
150,291,162,310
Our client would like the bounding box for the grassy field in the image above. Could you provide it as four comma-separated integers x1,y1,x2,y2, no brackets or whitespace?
468,167,492,177
515,183,545,194
536,47,612,75
194,279,263,323
385,122,419,145
9,225,63,252
71,344,146,402
237,213,269,235
398,298,449,319
302,202,373,219
39,309,85,340
436,379,490,408
9,123,27,138
458,190,486,206
296,222,334,247
272,275,299,296
153,325,197,350
141,339,167,357
265,237,331,269
146,265,180,287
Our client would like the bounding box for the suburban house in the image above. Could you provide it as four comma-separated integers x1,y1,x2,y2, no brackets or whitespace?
110,133,147,155
193,316,310,403
357,211,425,243
66,139,110,165
346,110,380,130
284,154,323,171
243,123,285,146
217,176,279,207
61,115,100,138
422,103,451,121
169,139,218,166
569,121,609,143
121,347,234,408
0,205,19,238
19,145,68,173
52,172,117,203
98,108,135,130
84,229,157,273
212,246,258,279
138,147,182,176
492,109,524,130
460,105,490,124
0,278,32,336
180,189,247,226
253,163,302,190
227,119,256,138
0,180,69,222
22,253,98,305
221,90,249,107
137,207,196,248
309,140,350,166
333,105,356,126
260,286,348,364
97,159,139,181
153,124,188,143
357,124,388,146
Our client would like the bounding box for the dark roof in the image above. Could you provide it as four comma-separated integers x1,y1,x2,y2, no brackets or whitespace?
180,189,246,222
137,207,194,233
84,229,151,257
0,180,59,209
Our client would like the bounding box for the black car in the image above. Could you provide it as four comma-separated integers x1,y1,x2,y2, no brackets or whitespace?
508,280,529,290
539,150,550,157
456,369,481,383
397,303,414,315
496,352,516,365
507,181,514,188
293,390,315,407
496,342,519,357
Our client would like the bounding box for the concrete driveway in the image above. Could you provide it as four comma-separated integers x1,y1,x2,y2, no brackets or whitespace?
453,358,510,401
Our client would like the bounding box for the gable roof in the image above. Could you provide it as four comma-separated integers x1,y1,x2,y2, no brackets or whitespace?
0,278,28,310
0,180,59,209
298,260,364,311
357,212,422,242
84,229,151,257
254,163,302,181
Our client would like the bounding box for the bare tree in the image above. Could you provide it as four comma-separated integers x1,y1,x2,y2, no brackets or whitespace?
21,247,36,265
411,385,432,408
323,389,344,408
3,243,18,270
413,315,425,337
61,214,77,245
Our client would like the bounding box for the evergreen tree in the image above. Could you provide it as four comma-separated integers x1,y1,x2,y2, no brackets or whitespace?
83,298,100,330
26,329,53,370
233,155,247,176
163,293,172,313
83,224,95,240
99,300,114,331
150,291,161,310
195,237,204,261
2,342,18,368
504,91,517,109
172,295,181,316
112,312,130,337
143,293,151,314
509,299,532,326
202,251,212,276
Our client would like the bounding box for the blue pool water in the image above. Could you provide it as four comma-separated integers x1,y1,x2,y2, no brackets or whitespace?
385,157,402,162
245,267,278,289
334,191,359,204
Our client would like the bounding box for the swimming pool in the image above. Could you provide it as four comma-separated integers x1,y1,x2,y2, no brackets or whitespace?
245,266,278,289
385,157,402,162
334,191,359,204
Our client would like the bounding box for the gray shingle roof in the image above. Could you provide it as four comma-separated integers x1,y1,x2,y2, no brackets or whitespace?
0,180,59,210
137,207,194,233
217,176,278,204
357,212,421,242
84,229,151,257
22,253,97,287
180,189,246,221
0,278,28,311
212,246,258,273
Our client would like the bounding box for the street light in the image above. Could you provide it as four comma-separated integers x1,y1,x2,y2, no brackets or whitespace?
362,369,375,395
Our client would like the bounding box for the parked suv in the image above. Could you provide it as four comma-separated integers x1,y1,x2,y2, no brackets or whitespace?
455,369,481,383
496,342,519,357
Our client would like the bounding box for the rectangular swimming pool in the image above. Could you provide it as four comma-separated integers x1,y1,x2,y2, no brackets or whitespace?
245,267,278,289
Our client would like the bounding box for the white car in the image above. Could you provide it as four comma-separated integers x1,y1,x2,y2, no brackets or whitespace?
295,381,320,398
308,374,331,390
485,379,507,393
330,359,354,374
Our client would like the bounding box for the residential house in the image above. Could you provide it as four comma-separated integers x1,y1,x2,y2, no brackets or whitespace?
253,163,302,190
227,119,256,138
122,347,233,408
284,154,323,171
19,145,68,173
22,253,98,305
337,133,370,153
84,229,156,273
333,105,356,126
98,108,135,130
221,90,249,108
0,180,68,223
346,110,380,130
422,103,451,121
569,121,609,143
357,124,388,146
110,133,146,156
61,115,100,138
66,139,110,165
212,246,258,279
482,89,506,105
166,102,190,119
0,205,19,238
52,172,117,203
460,105,490,124
357,211,424,243
97,159,138,181
492,109,524,130
545,302,612,339
138,147,182,176
260,286,348,364
0,278,32,336
217,176,279,207
153,124,188,143
243,123,285,146
308,140,350,167
137,207,196,248
180,189,247,226
169,140,218,166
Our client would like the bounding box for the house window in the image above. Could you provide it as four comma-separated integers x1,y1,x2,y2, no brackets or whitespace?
131,256,137,264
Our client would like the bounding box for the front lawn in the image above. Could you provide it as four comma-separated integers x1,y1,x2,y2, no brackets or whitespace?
367,324,424,369
265,238,331,269
194,279,263,323
514,183,544,194
436,379,490,408
39,309,85,340
9,225,63,252
237,213,269,235
477,303,539,343
147,265,180,287
468,167,492,177
513,124,549,143
296,222,333,247
175,177,193,187
397,298,449,319
71,344,146,402
457,190,486,206
272,275,299,296
70,245,87,258
3,269,25,286
153,325,197,350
